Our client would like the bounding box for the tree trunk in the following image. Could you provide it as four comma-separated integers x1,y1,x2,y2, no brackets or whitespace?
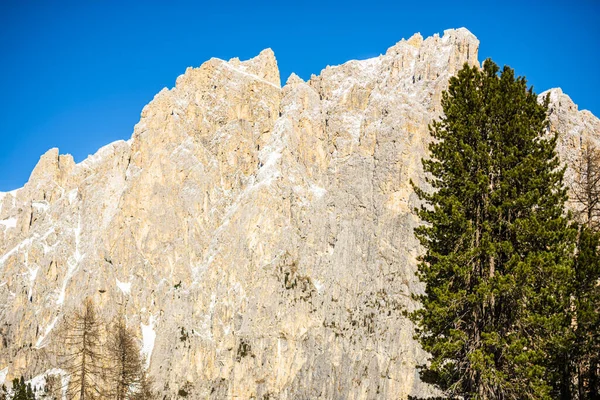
561,354,572,400
80,323,87,400
590,358,599,400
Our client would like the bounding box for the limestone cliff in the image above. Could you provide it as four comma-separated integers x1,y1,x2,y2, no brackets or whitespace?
0,28,598,399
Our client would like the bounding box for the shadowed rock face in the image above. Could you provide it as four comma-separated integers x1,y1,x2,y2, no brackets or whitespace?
0,28,598,399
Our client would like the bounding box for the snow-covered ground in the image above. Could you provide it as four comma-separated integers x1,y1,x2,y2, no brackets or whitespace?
28,368,70,400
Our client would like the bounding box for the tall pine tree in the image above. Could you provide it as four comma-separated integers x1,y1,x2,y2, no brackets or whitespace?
410,59,575,399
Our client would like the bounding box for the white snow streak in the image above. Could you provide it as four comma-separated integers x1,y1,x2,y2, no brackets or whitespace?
0,367,7,386
35,316,59,349
220,61,280,89
313,279,324,293
256,147,282,184
27,266,39,300
32,201,50,212
56,217,84,305
68,189,78,205
116,278,131,295
0,228,54,269
141,315,157,369
0,218,17,229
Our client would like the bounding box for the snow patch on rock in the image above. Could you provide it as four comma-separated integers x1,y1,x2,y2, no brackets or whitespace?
28,368,69,400
56,218,84,305
310,184,326,199
35,316,59,349
32,201,50,212
68,189,78,205
116,278,131,295
0,218,17,229
27,266,39,301
141,315,157,369
0,367,7,386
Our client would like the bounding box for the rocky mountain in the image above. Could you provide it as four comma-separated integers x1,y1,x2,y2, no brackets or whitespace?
0,28,598,399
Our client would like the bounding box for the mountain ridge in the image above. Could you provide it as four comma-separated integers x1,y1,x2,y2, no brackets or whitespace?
1,28,598,399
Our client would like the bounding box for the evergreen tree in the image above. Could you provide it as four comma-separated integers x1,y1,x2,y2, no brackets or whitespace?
410,59,575,399
25,383,33,400
10,377,35,400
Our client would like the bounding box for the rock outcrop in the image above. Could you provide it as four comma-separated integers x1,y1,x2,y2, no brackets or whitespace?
0,28,598,399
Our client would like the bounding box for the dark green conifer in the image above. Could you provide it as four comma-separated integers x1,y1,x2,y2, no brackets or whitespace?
410,59,575,399
11,377,35,400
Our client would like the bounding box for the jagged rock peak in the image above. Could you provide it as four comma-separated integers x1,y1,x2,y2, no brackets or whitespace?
285,72,305,89
230,48,281,87
386,28,479,65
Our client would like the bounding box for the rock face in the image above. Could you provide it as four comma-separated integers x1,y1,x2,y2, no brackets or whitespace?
0,28,598,399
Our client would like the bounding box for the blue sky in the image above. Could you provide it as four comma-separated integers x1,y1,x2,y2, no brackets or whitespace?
1,0,598,191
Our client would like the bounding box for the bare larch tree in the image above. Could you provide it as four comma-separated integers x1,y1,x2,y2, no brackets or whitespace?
60,297,105,400
571,138,600,400
106,316,143,400
573,139,600,230
131,371,155,400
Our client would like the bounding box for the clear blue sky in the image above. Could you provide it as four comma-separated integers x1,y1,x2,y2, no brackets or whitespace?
1,0,598,191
